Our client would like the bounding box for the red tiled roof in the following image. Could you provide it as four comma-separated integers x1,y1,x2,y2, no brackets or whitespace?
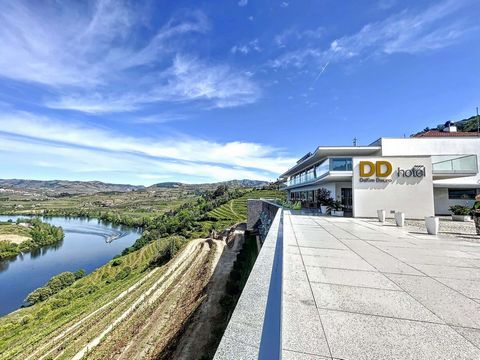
413,130,480,138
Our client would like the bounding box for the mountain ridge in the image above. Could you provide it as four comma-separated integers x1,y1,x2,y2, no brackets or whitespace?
0,178,268,195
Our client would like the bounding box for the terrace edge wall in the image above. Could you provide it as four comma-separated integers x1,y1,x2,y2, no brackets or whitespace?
214,200,283,360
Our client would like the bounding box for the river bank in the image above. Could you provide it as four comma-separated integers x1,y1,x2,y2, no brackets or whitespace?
0,215,140,316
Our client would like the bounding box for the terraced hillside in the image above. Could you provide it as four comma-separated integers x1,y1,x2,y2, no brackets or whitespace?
0,187,284,359
0,237,221,360
208,190,284,222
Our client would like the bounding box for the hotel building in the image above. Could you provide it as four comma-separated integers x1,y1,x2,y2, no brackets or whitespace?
280,125,480,219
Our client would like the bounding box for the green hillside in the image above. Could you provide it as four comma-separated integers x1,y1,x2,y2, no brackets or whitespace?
208,189,285,222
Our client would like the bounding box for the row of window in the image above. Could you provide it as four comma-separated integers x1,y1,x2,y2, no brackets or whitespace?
288,158,353,186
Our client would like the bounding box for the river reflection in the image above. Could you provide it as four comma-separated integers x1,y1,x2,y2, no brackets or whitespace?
0,215,140,316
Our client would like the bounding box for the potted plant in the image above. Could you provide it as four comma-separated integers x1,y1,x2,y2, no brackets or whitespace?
449,205,472,222
425,216,440,235
473,195,480,235
330,200,344,217
317,188,332,214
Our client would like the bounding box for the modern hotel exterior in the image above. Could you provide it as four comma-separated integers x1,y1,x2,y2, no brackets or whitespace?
280,126,480,219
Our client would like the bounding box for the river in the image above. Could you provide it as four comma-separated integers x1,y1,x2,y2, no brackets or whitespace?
0,215,140,317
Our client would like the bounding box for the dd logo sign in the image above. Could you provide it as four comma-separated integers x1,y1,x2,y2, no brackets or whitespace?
359,161,393,177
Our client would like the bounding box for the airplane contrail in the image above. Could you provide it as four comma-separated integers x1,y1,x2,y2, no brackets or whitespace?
311,61,329,86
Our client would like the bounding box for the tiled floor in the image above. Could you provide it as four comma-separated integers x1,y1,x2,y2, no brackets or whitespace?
282,212,480,360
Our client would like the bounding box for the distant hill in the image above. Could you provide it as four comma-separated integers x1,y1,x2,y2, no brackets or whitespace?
0,179,144,195
149,182,183,189
0,179,269,196
414,115,480,136
149,179,267,189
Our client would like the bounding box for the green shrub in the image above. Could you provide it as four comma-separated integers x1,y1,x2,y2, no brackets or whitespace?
74,269,86,279
449,205,472,216
20,316,32,326
111,259,122,267
25,270,84,305
114,266,132,281
149,235,186,268
49,298,69,309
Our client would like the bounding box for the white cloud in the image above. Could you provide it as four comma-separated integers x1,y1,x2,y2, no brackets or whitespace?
281,2,289,8
0,1,259,112
0,136,275,184
274,27,325,48
270,0,474,69
0,111,295,179
47,56,260,113
238,0,248,7
231,39,262,55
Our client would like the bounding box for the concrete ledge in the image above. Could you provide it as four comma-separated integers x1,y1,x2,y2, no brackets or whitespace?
214,206,283,360
247,199,281,232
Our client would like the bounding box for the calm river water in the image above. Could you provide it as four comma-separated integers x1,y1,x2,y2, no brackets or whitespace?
0,215,140,316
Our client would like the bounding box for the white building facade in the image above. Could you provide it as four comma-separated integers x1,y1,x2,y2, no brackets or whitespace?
280,135,480,219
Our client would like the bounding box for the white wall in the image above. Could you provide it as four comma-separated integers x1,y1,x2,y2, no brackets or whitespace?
352,156,434,219
380,138,480,187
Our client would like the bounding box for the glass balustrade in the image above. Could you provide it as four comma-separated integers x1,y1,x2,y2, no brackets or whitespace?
432,155,478,174
287,158,353,186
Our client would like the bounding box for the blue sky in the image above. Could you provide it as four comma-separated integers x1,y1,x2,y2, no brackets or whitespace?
0,0,479,185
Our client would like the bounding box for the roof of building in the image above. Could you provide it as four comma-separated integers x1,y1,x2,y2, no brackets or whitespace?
413,130,480,137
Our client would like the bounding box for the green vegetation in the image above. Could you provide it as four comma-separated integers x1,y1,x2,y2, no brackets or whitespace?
0,187,193,228
0,184,286,359
149,235,187,268
207,189,285,222
121,187,284,256
0,218,64,260
26,270,85,305
280,200,302,210
449,205,472,216
415,115,480,136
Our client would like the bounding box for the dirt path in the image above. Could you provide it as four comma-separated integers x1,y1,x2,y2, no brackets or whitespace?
170,227,246,359
0,234,30,244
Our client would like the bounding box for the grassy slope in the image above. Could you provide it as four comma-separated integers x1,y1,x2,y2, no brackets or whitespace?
208,189,285,222
0,188,284,359
0,241,159,359
0,222,31,238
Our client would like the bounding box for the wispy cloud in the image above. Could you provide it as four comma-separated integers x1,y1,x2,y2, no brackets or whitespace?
270,0,475,69
238,0,248,7
274,27,325,48
231,39,262,55
0,1,260,112
47,55,260,113
0,111,295,182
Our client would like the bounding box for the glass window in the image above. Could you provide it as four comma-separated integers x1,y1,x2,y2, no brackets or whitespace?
448,188,477,200
306,168,315,181
315,160,329,178
330,158,353,171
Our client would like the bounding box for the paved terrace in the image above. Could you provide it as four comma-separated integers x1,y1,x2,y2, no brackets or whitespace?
215,210,480,360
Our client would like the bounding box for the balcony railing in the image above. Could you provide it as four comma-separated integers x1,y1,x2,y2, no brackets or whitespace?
432,154,478,175
286,157,352,187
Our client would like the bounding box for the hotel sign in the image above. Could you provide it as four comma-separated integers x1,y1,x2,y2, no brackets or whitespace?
359,161,426,183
